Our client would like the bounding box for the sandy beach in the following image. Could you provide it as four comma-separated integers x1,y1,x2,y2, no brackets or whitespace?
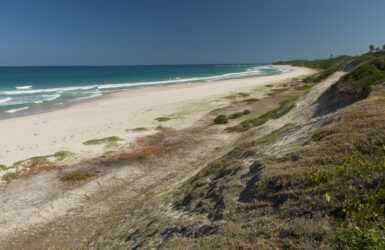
0,65,315,167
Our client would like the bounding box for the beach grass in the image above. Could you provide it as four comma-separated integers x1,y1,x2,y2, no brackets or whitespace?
2,171,21,182
61,170,96,181
294,84,314,90
213,115,228,124
224,92,251,99
12,151,73,169
155,117,171,122
267,87,290,96
136,154,148,160
83,136,123,145
239,98,259,103
227,96,298,132
126,127,148,132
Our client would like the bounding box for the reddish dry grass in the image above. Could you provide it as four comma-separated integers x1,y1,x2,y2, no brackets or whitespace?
24,165,58,176
113,139,167,160
117,145,167,160
155,125,166,131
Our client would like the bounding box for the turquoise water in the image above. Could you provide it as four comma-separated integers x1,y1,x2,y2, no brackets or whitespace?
0,64,288,118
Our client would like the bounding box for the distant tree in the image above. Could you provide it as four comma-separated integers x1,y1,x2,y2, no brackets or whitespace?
330,54,333,60
376,47,380,53
369,44,375,53
383,44,385,51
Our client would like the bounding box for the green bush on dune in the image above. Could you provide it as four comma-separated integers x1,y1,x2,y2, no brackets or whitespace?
213,115,228,124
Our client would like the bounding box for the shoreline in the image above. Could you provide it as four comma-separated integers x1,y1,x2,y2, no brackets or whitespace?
0,65,315,167
0,64,287,120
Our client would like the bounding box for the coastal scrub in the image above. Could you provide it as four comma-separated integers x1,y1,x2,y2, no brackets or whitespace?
61,170,96,181
83,136,123,145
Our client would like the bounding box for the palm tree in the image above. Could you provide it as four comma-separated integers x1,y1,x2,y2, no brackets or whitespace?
369,44,375,54
383,44,385,52
376,47,380,53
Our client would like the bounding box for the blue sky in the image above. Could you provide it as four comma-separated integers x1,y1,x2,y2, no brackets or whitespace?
0,0,385,66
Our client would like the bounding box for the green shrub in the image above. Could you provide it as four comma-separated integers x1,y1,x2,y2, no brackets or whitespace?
228,112,243,119
294,85,313,90
243,109,250,115
61,170,96,181
214,115,228,124
136,154,148,160
127,127,148,132
2,171,20,182
155,117,171,122
83,136,123,145
227,96,297,132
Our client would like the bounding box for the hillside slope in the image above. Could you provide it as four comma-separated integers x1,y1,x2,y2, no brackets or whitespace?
86,54,385,249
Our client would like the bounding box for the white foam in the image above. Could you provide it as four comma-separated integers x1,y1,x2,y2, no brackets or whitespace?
5,106,29,113
96,66,274,90
43,94,61,101
75,91,102,101
16,85,32,90
0,97,12,104
0,85,97,95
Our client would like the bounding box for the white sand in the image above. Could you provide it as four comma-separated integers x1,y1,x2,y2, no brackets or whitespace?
0,65,315,166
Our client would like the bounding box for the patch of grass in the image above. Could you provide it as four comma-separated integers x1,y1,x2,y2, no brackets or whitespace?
239,98,259,103
227,96,298,132
228,110,250,120
61,170,96,181
0,164,8,170
127,127,148,132
224,92,251,99
83,136,123,145
136,154,148,160
294,84,313,90
12,151,73,169
267,87,290,96
53,151,73,160
237,92,250,98
228,112,244,120
301,156,385,249
213,115,228,124
155,117,171,122
146,191,155,196
259,133,278,143
2,171,21,182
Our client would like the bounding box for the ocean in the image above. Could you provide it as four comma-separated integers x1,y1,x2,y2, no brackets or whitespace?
0,64,289,119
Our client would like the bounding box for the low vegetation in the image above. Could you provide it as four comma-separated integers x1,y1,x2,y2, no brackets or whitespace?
293,84,314,90
127,127,148,132
2,171,21,182
227,96,298,132
214,110,250,124
83,136,123,145
224,92,251,99
267,87,290,96
155,117,171,122
238,98,259,103
160,83,385,249
213,115,228,124
1,151,74,182
275,55,353,83
136,154,148,160
61,170,96,181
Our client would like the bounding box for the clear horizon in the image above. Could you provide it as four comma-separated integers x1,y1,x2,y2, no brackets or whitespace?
1,0,385,66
